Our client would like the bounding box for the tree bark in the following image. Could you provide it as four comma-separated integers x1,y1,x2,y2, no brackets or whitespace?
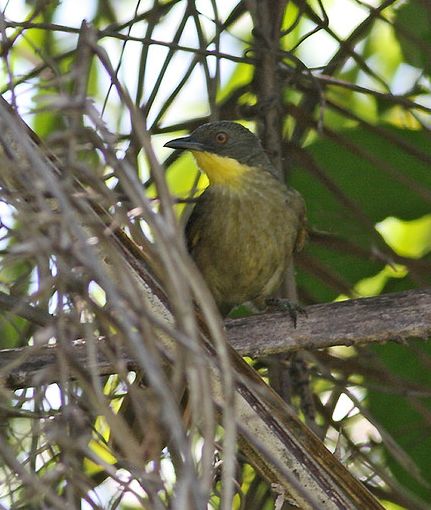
1,288,429,389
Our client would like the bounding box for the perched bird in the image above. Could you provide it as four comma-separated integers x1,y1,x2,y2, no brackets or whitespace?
164,121,307,317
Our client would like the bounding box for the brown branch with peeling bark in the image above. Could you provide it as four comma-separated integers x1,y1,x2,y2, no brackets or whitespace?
1,288,429,390
228,287,431,356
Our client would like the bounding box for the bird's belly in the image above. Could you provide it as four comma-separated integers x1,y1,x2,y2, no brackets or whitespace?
194,208,288,311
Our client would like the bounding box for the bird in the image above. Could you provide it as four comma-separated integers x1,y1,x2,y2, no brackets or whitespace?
164,121,307,318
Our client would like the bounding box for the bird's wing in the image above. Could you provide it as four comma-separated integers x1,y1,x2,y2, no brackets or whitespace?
185,199,204,253
294,222,308,253
288,188,308,253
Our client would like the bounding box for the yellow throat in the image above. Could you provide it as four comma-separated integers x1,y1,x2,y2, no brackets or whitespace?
191,151,251,187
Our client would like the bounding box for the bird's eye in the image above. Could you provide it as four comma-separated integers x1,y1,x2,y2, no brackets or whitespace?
215,132,228,144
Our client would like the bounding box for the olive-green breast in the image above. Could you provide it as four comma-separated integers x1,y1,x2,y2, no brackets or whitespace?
186,169,306,316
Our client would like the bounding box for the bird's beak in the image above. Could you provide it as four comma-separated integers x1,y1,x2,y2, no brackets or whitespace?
164,136,206,152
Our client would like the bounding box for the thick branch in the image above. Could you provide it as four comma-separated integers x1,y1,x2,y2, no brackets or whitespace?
228,287,431,356
1,288,429,389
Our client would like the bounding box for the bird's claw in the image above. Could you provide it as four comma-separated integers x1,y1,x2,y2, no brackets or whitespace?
265,298,307,328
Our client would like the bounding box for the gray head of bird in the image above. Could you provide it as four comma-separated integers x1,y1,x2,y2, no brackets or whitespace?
164,121,276,185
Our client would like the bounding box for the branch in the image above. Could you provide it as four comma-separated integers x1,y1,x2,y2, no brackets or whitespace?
247,0,286,175
228,287,431,356
290,0,398,146
1,288,429,389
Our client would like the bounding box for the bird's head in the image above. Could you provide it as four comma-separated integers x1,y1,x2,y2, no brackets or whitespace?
164,121,273,186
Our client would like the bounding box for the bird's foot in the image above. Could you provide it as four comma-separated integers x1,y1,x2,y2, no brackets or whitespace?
265,298,307,328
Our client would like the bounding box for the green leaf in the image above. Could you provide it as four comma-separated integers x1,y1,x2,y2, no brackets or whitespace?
291,127,431,301
377,215,431,259
368,341,431,504
0,315,28,349
396,2,431,74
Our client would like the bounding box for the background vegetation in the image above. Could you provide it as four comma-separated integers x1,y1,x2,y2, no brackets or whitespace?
0,0,430,508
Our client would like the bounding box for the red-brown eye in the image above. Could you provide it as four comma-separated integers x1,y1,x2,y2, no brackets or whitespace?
215,132,228,144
